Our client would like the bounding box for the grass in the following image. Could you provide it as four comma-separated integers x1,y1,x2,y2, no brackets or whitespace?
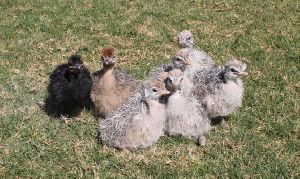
0,0,299,177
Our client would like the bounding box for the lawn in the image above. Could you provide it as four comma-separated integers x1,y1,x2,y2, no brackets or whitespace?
0,0,299,177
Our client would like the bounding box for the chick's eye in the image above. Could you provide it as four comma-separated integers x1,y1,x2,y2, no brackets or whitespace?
230,69,237,72
176,58,182,61
152,88,157,92
187,37,191,40
166,77,172,83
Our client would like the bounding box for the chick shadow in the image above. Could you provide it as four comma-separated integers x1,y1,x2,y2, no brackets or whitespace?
159,94,171,104
43,95,94,119
210,116,230,126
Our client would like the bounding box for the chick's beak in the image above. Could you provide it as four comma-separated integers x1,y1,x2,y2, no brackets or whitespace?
238,72,248,76
173,81,181,87
75,64,83,70
69,64,83,70
104,60,115,65
161,89,170,95
182,61,191,65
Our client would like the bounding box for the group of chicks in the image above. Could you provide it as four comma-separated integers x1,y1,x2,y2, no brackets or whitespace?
44,30,248,150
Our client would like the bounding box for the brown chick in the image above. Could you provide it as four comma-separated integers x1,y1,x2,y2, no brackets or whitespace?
91,47,140,118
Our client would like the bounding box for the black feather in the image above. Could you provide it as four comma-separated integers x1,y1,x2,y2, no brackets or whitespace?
163,65,174,72
44,58,93,118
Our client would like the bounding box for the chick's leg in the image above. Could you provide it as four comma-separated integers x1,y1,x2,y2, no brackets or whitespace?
198,135,206,147
220,117,229,128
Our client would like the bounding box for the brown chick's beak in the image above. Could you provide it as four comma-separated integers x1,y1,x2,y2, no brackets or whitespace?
161,90,170,95
104,60,115,66
238,72,248,76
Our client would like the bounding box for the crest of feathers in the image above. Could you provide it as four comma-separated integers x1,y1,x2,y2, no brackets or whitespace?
101,47,116,57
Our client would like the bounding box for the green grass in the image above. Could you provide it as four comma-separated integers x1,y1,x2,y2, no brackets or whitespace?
0,0,299,177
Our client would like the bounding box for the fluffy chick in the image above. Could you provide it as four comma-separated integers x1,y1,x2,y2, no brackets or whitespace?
44,55,93,118
100,79,170,150
147,48,191,80
148,30,213,80
178,30,214,71
91,47,140,118
193,59,248,126
178,29,194,48
165,69,211,146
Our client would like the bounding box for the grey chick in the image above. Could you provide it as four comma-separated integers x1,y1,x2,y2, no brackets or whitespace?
91,47,140,118
178,30,194,48
193,59,248,127
165,69,211,146
178,30,214,71
100,79,170,150
147,48,191,80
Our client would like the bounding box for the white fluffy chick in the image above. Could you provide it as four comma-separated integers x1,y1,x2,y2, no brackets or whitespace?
165,69,211,146
147,49,191,80
100,79,170,150
178,30,214,71
193,59,248,127
178,30,194,48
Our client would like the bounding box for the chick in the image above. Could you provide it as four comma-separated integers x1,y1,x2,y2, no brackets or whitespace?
165,69,211,146
178,29,194,48
100,79,170,150
91,47,140,118
178,30,214,71
193,59,248,127
44,55,92,118
147,48,191,80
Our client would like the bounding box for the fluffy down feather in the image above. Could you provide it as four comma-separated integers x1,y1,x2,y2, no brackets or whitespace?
165,69,211,145
193,61,246,119
45,63,92,118
91,68,140,118
100,80,169,150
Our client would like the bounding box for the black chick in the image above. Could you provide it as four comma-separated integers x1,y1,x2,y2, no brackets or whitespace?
44,55,93,118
